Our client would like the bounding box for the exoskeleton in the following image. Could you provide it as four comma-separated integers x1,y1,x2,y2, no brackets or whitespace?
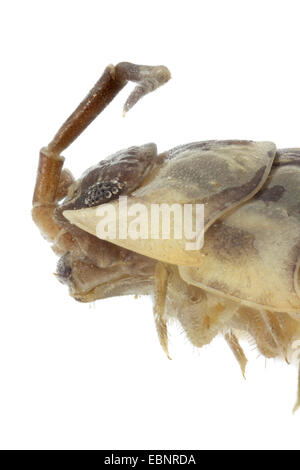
32,62,300,410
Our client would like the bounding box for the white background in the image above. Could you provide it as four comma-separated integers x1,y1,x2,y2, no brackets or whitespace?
1,0,300,450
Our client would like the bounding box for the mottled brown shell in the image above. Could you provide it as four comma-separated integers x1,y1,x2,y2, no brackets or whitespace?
65,140,275,265
63,140,300,314
180,147,300,314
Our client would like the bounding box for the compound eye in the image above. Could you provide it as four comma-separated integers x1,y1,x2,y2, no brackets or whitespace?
84,178,125,207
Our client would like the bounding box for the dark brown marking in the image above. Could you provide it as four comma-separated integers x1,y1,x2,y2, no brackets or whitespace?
204,166,266,216
255,185,285,203
206,221,257,263
167,140,253,160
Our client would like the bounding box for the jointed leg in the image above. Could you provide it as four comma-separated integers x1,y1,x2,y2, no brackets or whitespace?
153,262,171,359
32,151,66,241
225,331,248,378
32,162,76,243
32,62,171,243
47,62,170,155
293,363,300,413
